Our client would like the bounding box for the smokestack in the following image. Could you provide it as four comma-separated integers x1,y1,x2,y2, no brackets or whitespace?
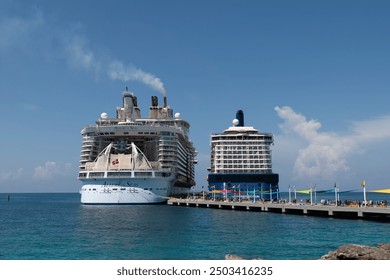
122,90,135,122
236,110,244,127
150,96,158,119
163,96,167,108
151,96,158,107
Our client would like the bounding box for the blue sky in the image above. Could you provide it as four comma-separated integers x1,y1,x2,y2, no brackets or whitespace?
1,0,390,193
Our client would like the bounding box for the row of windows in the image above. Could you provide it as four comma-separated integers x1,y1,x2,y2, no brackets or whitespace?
214,151,271,156
215,164,271,168
215,169,272,174
215,160,271,164
83,187,167,191
215,155,270,159
211,136,272,141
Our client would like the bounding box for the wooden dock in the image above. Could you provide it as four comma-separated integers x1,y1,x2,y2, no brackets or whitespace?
167,198,390,221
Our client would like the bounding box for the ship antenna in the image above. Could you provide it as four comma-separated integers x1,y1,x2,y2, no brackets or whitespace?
125,86,128,92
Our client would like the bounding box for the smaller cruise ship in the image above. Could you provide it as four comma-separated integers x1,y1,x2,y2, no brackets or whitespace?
207,110,279,201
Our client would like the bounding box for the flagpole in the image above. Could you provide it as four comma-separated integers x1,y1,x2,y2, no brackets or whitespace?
310,186,313,205
294,185,296,200
260,183,263,201
362,181,367,206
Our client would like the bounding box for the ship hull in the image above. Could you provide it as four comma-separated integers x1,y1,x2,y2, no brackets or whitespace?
207,173,279,201
80,177,173,204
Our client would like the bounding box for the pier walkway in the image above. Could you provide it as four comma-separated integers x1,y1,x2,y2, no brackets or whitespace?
167,198,390,221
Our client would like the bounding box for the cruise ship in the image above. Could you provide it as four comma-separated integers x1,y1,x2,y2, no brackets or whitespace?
207,110,279,201
78,89,197,204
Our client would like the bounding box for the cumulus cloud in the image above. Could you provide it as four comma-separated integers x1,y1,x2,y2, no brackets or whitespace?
274,106,390,182
33,161,72,181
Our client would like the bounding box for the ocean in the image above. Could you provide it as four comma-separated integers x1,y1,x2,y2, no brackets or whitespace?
0,192,389,260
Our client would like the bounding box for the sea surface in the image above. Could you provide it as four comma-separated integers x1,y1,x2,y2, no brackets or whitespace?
0,192,389,260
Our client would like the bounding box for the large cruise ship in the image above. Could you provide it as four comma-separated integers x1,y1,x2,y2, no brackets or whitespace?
78,89,197,204
207,110,279,201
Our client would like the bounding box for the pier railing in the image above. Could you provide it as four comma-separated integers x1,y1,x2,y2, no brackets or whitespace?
167,198,390,221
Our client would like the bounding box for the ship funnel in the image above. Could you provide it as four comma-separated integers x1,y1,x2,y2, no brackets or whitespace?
133,96,138,107
122,89,136,122
151,96,158,107
150,96,159,118
163,96,167,108
236,110,244,127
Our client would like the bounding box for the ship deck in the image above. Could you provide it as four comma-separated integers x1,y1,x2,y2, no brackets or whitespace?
167,198,390,221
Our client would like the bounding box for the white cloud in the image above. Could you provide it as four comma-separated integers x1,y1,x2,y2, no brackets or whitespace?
0,168,24,182
33,161,72,181
351,115,390,142
64,34,101,78
1,7,166,94
274,106,390,183
0,9,44,52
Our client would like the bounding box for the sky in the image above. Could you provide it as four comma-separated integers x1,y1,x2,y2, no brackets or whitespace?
1,0,390,193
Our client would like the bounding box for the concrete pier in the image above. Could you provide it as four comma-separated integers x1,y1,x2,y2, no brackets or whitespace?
167,198,390,221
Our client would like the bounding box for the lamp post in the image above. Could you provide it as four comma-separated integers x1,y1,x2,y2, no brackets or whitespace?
288,185,291,204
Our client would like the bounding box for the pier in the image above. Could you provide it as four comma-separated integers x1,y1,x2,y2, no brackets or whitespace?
167,198,390,221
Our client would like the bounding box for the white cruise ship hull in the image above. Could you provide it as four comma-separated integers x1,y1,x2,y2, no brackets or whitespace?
80,177,172,204
80,185,167,204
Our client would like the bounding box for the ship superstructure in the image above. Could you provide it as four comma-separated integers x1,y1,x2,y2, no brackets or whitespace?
207,110,279,201
78,89,196,204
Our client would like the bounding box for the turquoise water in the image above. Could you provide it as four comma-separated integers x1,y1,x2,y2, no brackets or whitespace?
0,192,389,260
